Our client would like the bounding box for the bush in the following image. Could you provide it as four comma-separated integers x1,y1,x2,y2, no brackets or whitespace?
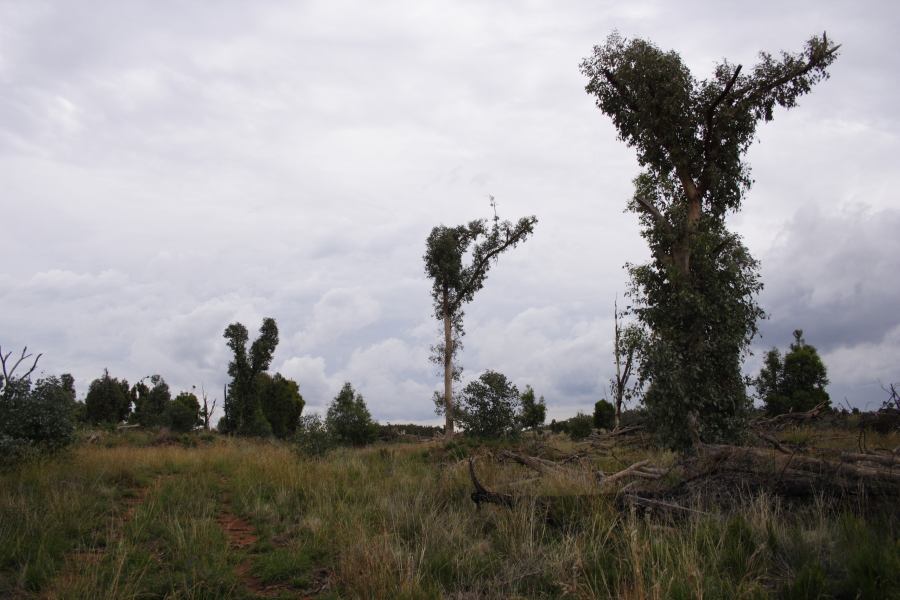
294,414,335,456
165,392,201,432
567,413,593,440
455,370,521,438
326,383,377,446
593,399,615,430
0,375,77,464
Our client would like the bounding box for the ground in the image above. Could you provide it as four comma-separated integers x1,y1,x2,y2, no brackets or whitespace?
1,428,898,599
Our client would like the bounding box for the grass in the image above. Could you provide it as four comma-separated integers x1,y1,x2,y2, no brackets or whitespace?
0,430,898,599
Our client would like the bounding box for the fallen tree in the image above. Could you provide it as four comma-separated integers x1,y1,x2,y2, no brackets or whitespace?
468,440,900,519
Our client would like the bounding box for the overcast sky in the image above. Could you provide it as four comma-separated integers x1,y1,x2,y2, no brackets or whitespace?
2,1,898,423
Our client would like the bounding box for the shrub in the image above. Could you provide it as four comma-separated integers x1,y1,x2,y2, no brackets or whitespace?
593,399,615,430
0,375,77,464
165,392,201,432
294,414,335,456
567,413,593,440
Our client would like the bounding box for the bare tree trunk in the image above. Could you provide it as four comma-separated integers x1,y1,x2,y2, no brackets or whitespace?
613,300,622,430
443,291,454,436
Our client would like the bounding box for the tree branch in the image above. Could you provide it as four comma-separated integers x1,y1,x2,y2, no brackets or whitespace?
698,65,742,196
0,345,42,386
452,225,534,312
733,40,841,105
633,194,671,232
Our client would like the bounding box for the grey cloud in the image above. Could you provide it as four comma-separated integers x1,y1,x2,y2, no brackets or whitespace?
2,0,897,424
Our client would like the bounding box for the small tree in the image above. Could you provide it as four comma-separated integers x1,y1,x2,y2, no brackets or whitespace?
196,385,217,431
609,299,643,429
85,369,132,424
593,399,615,430
425,200,537,435
222,318,279,435
258,373,305,439
455,370,521,438
757,330,830,416
326,382,377,446
165,392,201,432
519,385,547,432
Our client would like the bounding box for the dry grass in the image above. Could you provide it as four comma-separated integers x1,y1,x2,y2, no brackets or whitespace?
0,430,897,598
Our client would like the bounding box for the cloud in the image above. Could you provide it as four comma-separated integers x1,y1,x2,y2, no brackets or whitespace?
1,0,898,425
750,205,900,406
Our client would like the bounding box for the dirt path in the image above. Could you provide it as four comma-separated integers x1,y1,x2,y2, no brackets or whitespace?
216,491,290,598
217,486,330,599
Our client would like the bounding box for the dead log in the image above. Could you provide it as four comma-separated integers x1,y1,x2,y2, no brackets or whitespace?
468,459,514,508
752,402,828,430
597,459,667,491
680,444,900,498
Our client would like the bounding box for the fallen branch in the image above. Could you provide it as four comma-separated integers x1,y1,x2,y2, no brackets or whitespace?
468,459,514,508
598,460,667,491
681,444,900,498
752,403,828,430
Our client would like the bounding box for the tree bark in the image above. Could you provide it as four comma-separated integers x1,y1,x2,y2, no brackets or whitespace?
443,289,454,436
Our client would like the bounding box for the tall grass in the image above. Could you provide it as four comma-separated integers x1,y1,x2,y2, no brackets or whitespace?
1,435,897,598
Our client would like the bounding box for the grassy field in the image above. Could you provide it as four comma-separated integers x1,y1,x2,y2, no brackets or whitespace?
1,430,898,599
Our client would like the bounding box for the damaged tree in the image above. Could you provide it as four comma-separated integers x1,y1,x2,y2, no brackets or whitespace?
609,299,642,429
581,33,839,447
424,199,537,435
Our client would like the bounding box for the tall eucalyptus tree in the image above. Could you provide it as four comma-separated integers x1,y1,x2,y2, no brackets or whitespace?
581,33,839,447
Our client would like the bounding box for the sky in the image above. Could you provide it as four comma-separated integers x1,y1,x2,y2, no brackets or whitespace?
2,0,898,423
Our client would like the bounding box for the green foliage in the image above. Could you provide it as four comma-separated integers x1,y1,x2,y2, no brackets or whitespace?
84,369,132,424
567,412,594,440
377,423,443,441
164,392,201,433
130,375,171,427
242,405,274,437
631,225,762,447
519,385,546,431
221,318,279,435
593,399,615,430
757,330,830,416
455,370,521,438
258,373,305,439
0,375,77,463
581,32,838,448
424,206,538,433
294,414,335,456
326,383,377,446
